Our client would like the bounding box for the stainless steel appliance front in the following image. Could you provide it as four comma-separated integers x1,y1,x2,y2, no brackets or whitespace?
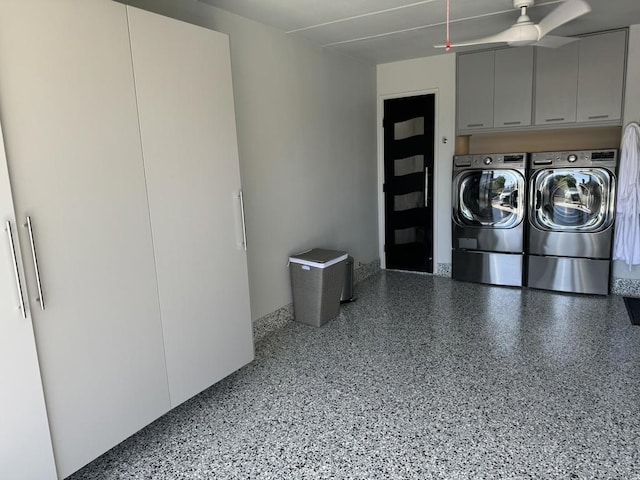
452,153,527,287
527,150,617,295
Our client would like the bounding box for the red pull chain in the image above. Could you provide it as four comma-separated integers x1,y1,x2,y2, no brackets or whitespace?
446,0,451,51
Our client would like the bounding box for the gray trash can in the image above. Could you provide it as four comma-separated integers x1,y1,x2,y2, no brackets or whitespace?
289,248,347,327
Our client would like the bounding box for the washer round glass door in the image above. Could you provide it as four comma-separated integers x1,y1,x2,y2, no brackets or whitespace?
453,169,525,228
530,168,614,232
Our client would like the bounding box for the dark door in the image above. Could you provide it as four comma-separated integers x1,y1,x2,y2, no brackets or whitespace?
383,94,435,272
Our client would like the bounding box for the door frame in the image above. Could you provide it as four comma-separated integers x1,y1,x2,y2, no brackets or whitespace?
377,89,440,270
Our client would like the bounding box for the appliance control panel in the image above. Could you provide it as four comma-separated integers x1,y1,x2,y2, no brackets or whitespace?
531,149,618,169
453,153,527,169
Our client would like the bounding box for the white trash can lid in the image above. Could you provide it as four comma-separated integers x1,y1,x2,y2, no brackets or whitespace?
289,248,348,268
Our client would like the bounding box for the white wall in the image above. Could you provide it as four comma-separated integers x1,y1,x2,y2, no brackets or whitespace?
377,54,457,270
614,24,640,279
119,0,379,320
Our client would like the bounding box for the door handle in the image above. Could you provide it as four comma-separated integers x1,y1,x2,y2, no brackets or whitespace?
535,191,542,210
424,167,429,208
5,221,26,319
24,216,45,310
513,190,518,209
237,191,247,251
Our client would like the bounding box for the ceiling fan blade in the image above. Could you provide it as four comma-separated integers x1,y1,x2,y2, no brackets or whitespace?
434,28,514,49
537,0,591,38
533,34,579,48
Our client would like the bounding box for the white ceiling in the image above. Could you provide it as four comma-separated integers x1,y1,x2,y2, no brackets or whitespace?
197,0,640,64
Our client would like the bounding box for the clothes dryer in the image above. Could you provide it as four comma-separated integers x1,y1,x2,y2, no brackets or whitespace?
452,153,527,287
527,150,617,295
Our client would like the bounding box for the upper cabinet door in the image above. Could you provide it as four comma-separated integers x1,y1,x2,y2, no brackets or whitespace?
576,30,627,123
0,1,170,477
494,47,534,128
534,41,580,126
0,124,57,479
127,7,254,408
457,50,495,131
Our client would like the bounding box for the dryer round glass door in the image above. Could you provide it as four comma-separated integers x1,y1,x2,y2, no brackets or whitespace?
530,168,615,232
453,169,525,228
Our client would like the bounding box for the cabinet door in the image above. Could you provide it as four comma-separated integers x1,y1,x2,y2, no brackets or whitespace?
0,1,170,477
494,47,533,128
534,42,580,125
127,7,254,407
457,51,495,131
0,125,57,479
576,30,627,123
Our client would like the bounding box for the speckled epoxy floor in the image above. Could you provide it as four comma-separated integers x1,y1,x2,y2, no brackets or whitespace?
69,272,640,479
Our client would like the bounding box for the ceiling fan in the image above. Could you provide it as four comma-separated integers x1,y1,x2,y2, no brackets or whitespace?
435,0,591,49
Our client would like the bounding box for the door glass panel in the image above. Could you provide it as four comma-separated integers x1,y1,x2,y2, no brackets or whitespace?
394,117,424,140
395,227,424,244
455,170,524,228
394,155,423,176
394,191,424,211
532,168,612,231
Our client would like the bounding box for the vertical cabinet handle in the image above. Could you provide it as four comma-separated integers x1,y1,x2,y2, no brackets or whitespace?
5,221,26,319
25,216,45,310
237,191,247,251
424,167,429,208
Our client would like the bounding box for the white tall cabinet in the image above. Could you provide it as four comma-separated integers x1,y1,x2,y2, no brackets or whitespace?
127,7,254,407
0,1,253,478
0,125,57,479
0,1,171,477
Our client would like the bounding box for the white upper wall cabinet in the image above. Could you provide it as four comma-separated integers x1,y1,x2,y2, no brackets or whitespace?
127,6,254,408
576,30,627,123
534,41,580,125
457,29,627,134
457,47,534,133
494,47,534,129
457,50,494,131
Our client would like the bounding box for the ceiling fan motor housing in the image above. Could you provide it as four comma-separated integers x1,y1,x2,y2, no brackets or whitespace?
508,23,541,46
514,0,535,8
